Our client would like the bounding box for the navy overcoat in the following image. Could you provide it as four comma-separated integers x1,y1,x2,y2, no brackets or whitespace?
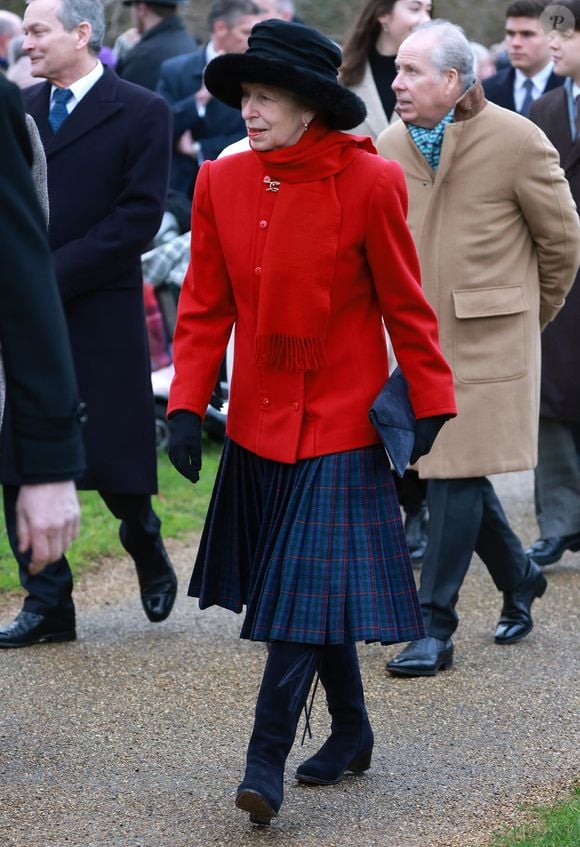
157,45,246,194
17,69,172,492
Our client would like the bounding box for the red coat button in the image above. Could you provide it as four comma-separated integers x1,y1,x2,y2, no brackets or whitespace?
255,266,262,275
293,402,299,411
259,220,268,229
261,397,270,407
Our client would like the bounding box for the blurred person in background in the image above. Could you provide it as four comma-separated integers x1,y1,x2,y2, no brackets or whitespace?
256,0,295,20
0,10,22,71
340,0,432,141
483,1,563,114
116,0,197,91
6,34,37,88
526,0,580,567
157,0,262,198
470,42,496,80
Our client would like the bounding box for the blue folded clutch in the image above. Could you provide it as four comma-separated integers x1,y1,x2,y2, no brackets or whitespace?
368,367,416,478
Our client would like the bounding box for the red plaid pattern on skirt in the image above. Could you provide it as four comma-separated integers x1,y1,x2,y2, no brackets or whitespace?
189,440,425,645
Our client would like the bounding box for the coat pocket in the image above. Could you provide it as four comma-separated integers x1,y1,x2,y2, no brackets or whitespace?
452,286,529,383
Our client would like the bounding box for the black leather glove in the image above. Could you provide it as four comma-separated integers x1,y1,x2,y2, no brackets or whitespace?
168,410,202,483
410,415,452,465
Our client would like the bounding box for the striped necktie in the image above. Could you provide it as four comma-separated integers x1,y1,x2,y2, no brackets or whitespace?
49,87,73,133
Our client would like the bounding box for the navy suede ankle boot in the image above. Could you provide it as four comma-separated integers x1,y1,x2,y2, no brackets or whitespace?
295,643,373,785
236,641,321,825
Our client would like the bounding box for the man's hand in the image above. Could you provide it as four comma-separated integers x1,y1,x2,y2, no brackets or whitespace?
194,85,213,110
15,481,80,575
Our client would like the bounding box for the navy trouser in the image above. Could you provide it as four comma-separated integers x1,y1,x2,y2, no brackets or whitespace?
3,486,161,618
418,477,528,639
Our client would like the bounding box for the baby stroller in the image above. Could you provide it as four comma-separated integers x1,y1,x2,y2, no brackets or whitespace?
142,230,229,451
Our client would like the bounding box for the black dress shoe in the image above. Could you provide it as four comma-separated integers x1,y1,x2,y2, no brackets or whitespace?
405,505,429,568
386,636,454,677
0,609,76,649
525,532,580,567
495,559,547,645
135,543,177,623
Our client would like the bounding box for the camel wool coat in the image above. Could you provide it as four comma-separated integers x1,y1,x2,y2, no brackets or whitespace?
377,83,580,479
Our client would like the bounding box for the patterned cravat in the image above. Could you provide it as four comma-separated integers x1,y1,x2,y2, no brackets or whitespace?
49,87,73,133
519,78,534,117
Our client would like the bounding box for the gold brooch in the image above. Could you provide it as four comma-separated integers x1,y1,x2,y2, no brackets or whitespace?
263,175,280,193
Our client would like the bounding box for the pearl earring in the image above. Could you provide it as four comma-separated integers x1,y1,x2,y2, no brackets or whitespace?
303,121,309,131
381,22,389,32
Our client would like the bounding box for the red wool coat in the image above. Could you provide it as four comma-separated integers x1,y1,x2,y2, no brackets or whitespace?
169,137,456,464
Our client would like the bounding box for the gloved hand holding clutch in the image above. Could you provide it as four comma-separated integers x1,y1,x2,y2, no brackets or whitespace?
168,410,202,483
410,415,452,465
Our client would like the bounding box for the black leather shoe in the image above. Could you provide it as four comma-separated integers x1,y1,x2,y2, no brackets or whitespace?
495,559,547,645
405,505,429,568
525,532,580,567
135,544,177,623
0,609,76,649
386,636,454,677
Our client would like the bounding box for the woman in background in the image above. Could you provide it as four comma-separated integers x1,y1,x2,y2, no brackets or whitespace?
341,0,432,141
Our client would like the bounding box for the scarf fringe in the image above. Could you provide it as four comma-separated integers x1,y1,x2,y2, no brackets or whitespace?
254,334,328,373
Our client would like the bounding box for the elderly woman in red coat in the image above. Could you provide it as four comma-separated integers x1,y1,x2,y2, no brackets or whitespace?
167,19,456,826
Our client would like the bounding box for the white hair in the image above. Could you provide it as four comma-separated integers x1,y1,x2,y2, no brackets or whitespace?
413,19,476,92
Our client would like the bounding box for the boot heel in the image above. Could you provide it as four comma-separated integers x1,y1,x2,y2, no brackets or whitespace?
347,747,372,774
236,789,276,825
439,656,453,671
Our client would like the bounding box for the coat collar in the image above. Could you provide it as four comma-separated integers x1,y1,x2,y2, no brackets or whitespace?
26,68,123,156
453,80,487,123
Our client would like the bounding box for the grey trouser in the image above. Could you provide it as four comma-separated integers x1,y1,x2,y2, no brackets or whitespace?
534,417,580,538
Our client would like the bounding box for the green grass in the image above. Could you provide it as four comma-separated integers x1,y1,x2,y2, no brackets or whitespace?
490,786,580,847
0,439,223,595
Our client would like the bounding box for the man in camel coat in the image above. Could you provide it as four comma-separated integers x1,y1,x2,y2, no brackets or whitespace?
377,20,580,676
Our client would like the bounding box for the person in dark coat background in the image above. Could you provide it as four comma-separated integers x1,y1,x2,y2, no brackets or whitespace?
156,0,263,197
116,0,197,91
0,0,176,649
0,74,84,581
483,1,563,114
527,0,580,566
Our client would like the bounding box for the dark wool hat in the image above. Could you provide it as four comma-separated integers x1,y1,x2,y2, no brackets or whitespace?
203,19,367,131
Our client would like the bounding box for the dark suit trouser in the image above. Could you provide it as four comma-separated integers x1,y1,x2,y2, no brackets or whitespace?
418,477,528,639
3,486,161,618
534,417,580,537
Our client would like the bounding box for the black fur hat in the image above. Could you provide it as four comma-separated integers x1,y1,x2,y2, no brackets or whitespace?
203,19,367,131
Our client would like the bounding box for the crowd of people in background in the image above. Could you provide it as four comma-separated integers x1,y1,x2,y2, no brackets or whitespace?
0,0,579,828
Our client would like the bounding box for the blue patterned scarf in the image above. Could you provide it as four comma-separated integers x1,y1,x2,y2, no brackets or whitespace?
408,109,454,171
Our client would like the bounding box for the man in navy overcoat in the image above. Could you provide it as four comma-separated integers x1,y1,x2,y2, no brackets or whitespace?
157,0,262,197
0,0,176,648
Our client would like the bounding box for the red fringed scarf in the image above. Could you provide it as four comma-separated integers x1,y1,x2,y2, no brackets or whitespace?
252,122,375,372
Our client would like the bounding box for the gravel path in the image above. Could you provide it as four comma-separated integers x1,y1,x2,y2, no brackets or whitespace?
0,471,578,847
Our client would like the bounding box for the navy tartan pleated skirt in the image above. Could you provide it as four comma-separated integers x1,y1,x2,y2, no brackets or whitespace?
188,439,425,646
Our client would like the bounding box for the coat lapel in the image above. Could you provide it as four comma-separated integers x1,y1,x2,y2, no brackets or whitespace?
544,88,580,172
43,70,123,157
